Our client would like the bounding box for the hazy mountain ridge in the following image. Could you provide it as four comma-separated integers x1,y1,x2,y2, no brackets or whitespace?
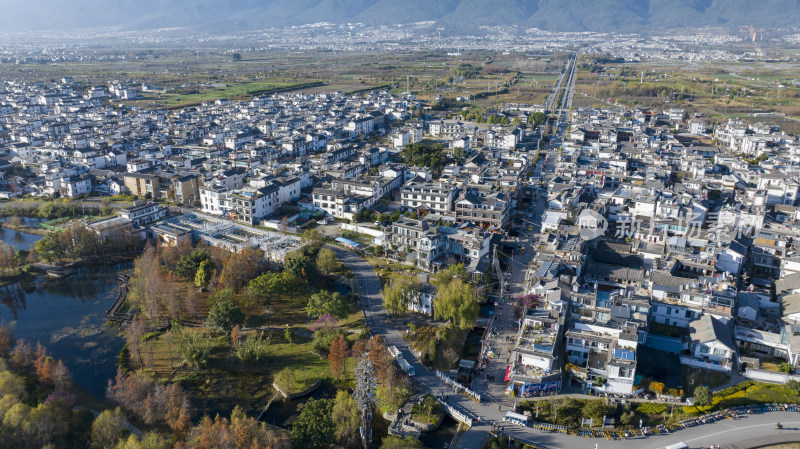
3,0,800,33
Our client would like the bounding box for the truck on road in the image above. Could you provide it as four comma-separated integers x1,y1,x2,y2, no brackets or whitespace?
397,358,415,376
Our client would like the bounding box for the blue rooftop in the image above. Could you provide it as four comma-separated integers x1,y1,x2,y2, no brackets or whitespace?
614,348,635,361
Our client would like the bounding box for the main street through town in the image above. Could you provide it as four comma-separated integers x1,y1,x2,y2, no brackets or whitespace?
331,241,800,449
331,55,800,449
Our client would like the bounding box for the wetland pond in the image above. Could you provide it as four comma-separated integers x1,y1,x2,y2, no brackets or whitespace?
0,223,126,398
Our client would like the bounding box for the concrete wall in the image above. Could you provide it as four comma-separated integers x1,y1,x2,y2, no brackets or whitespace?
680,356,731,372
744,368,800,384
340,223,385,238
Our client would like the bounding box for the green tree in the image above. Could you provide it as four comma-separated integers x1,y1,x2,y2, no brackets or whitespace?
778,362,794,374
248,272,285,307
382,277,414,316
232,52,242,61
582,400,607,426
285,252,314,278
284,327,294,345
175,249,210,281
34,233,66,262
113,432,172,449
0,371,26,401
452,146,467,163
281,270,303,300
91,408,128,449
207,297,244,331
232,331,271,365
400,140,450,175
434,279,479,329
331,390,360,448
380,435,424,449
316,248,342,275
193,259,213,287
620,410,635,426
430,263,469,286
307,290,348,319
693,385,712,406
528,111,547,128
290,398,334,449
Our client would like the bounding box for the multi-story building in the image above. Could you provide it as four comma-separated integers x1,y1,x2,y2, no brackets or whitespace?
312,172,404,220
401,181,457,213
123,173,160,198
566,321,640,395
389,218,493,270
454,188,510,229
508,299,566,396
682,314,736,372
172,174,201,206
119,202,167,226
199,185,233,216
231,186,278,225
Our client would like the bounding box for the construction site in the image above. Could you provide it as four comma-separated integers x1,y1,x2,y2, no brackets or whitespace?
152,212,302,262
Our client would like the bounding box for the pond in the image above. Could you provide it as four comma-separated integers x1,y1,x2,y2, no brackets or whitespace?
0,263,128,398
418,415,459,449
260,381,338,428
0,216,44,251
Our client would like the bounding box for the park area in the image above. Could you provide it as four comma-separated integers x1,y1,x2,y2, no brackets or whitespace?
112,231,428,448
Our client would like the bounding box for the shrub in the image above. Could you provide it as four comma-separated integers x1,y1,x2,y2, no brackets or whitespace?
636,403,667,415
716,381,753,397
312,328,343,355
232,331,271,365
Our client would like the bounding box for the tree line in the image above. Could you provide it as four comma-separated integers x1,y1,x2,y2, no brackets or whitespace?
33,222,143,263
1,199,114,220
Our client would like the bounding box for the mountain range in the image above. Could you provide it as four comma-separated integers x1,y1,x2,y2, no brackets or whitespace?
3,0,800,34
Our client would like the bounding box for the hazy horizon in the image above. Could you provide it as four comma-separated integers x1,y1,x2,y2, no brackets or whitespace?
2,0,800,35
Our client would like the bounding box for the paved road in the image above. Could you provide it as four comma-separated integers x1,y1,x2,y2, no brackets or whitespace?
327,59,800,446
503,412,800,449
330,245,800,449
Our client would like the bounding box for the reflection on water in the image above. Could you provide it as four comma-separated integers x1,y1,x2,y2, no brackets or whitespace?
0,263,129,398
0,216,44,251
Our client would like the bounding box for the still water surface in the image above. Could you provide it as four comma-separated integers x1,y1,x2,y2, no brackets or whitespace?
0,216,44,250
0,222,126,398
